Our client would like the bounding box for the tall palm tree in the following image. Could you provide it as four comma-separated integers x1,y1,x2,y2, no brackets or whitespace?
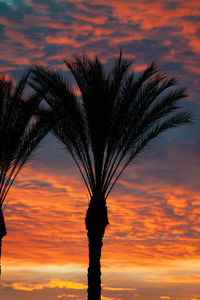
30,52,192,299
0,72,52,275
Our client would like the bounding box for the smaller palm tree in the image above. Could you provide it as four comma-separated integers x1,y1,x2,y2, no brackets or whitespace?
30,52,192,299
0,72,52,275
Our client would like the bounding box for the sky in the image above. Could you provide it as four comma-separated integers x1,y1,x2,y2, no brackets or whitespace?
0,0,200,299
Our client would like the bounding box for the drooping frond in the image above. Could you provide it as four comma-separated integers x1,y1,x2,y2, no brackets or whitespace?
0,72,51,209
30,66,95,195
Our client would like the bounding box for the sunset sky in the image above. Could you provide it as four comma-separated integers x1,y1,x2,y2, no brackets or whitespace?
0,0,200,299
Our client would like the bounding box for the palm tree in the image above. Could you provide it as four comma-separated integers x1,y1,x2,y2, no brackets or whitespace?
30,52,192,299
0,72,52,275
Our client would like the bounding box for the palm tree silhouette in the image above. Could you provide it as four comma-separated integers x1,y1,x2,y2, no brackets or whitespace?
31,52,192,299
0,72,52,276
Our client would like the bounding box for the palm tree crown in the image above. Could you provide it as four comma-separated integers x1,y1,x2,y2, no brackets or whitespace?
0,72,51,211
0,72,52,274
31,52,192,200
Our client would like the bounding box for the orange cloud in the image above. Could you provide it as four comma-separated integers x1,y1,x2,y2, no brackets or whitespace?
2,150,199,273
104,287,137,291
45,36,78,46
57,295,78,299
5,279,87,291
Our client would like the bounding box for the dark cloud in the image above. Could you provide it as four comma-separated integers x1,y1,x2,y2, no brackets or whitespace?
14,179,53,190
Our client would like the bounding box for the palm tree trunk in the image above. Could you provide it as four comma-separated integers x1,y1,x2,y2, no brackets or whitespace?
0,238,2,276
85,194,109,300
0,207,7,276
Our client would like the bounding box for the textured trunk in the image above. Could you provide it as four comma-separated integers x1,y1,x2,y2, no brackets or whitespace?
85,194,109,300
0,207,7,276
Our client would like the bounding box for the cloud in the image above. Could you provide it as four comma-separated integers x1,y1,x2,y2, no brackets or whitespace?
10,279,87,291
104,287,137,291
1,278,138,292
57,295,79,299
0,0,199,81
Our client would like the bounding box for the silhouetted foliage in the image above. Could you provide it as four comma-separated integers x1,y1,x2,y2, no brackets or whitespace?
0,72,52,275
30,51,192,299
